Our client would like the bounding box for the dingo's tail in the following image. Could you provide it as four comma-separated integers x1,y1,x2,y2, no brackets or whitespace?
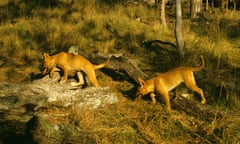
94,57,110,70
192,55,204,72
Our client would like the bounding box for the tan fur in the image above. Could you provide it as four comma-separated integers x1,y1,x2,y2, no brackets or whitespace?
136,56,206,110
42,52,108,87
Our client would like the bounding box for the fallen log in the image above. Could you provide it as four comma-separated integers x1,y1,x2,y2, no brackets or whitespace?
68,46,148,83
0,73,118,122
172,95,225,121
105,54,148,82
88,53,148,83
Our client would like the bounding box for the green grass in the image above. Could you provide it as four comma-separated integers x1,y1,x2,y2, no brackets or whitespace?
0,0,240,143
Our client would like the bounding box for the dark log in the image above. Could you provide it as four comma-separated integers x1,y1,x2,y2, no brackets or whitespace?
172,96,225,121
105,54,148,82
68,46,148,83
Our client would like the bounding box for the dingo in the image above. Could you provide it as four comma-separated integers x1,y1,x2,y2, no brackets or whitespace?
42,52,108,87
136,56,206,110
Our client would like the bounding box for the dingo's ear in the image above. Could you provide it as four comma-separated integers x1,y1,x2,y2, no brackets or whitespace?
137,77,145,87
43,53,50,59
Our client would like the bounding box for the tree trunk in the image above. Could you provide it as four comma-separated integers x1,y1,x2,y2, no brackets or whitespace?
221,0,228,12
161,0,167,28
206,0,209,11
191,0,202,19
175,0,184,56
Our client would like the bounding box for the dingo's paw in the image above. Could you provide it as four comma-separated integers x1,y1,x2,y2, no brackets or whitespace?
71,82,83,87
60,80,67,84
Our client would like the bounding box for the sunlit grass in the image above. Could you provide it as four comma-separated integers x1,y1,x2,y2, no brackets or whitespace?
0,0,9,6
0,0,238,98
0,1,239,143
0,0,239,89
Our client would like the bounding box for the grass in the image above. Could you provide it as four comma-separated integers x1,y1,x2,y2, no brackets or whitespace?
38,94,240,143
0,0,240,143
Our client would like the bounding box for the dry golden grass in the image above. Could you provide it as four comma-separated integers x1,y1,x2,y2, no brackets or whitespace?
0,1,240,143
0,0,8,6
38,92,240,143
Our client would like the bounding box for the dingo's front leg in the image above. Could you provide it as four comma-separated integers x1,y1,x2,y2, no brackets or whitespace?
158,89,171,110
150,92,156,104
60,67,68,84
50,67,60,77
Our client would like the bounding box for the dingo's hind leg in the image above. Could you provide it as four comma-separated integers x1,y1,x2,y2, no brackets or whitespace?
71,72,85,87
185,75,206,104
85,70,100,87
189,85,206,104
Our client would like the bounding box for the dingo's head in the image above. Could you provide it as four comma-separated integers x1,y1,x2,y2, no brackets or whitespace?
42,53,55,75
136,77,149,99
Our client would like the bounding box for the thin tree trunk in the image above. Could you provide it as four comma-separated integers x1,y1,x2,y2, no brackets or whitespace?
191,0,202,18
221,0,228,11
175,0,184,56
206,0,209,11
161,0,167,28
